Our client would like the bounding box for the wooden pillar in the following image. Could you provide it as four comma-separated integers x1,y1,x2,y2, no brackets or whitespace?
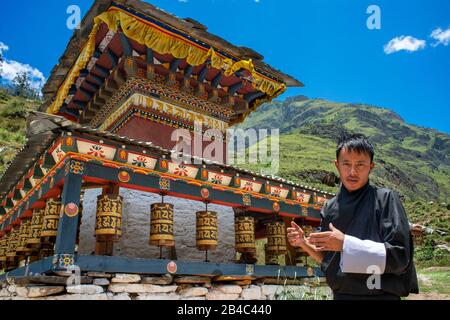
53,160,84,272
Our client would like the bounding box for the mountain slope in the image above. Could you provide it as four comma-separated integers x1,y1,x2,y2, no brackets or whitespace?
236,96,450,203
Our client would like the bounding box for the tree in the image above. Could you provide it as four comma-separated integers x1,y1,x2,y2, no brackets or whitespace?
12,71,33,98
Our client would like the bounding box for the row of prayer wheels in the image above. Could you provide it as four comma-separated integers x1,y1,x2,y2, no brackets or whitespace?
0,197,63,271
1,191,313,270
149,203,219,258
92,196,304,265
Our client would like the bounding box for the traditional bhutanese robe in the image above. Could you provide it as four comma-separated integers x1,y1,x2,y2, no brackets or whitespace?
319,182,419,299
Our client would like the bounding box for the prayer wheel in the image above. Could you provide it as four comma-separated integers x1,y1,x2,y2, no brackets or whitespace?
266,221,287,255
27,209,44,247
16,220,32,255
95,194,123,240
6,228,19,259
41,198,61,237
295,246,308,265
235,216,256,253
265,243,279,265
196,211,218,251
0,235,7,268
149,203,175,247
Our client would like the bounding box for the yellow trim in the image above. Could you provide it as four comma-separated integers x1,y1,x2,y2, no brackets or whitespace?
46,8,286,115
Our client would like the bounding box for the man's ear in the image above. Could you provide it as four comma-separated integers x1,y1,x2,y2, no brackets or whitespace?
334,160,339,171
370,162,375,171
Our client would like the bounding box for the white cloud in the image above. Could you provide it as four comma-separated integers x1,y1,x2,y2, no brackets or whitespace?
0,41,46,91
430,27,450,47
0,41,8,54
384,36,426,54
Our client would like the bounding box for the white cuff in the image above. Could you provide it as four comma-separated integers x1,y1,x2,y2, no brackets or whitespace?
340,235,386,274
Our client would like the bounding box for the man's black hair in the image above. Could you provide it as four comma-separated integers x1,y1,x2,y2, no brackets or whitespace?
336,134,374,162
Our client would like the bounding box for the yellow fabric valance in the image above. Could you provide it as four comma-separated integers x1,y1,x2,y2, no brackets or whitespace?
47,8,286,115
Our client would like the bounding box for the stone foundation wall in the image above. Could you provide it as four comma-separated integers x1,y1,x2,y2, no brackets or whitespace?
0,273,332,300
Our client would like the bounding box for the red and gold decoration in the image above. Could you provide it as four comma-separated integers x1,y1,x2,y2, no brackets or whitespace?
118,171,131,183
166,260,177,274
64,203,79,218
272,202,280,212
200,188,210,200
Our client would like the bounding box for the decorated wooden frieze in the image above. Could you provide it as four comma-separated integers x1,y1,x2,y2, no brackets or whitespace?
236,176,263,193
314,194,329,206
204,169,232,187
76,139,117,160
126,151,157,169
294,191,312,204
267,185,290,199
167,161,199,179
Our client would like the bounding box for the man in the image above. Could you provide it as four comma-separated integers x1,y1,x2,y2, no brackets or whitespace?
287,134,418,300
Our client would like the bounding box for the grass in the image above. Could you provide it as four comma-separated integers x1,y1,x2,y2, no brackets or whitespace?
0,91,41,176
415,267,450,295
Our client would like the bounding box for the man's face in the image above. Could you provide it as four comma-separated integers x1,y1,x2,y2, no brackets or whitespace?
335,148,374,192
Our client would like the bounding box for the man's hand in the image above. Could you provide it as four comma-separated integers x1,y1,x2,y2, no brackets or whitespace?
308,223,345,252
286,221,306,247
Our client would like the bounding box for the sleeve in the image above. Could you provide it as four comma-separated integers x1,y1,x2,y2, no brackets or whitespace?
340,235,386,274
379,190,412,275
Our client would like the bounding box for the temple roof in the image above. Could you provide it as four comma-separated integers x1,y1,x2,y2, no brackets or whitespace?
38,0,303,124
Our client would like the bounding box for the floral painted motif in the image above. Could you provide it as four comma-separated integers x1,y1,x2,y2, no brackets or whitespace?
159,177,170,191
174,165,188,176
132,155,148,168
243,194,251,207
211,174,223,185
271,187,282,197
296,192,311,204
243,181,254,192
55,147,65,161
87,145,105,158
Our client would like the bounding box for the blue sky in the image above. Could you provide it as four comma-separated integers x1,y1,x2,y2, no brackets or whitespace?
0,0,449,133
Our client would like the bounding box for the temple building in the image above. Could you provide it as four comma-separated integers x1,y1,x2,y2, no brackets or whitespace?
0,0,334,281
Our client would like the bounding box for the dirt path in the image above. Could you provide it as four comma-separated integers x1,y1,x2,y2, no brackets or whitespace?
407,292,450,300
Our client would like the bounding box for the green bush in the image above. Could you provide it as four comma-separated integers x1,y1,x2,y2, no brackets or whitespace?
415,237,436,261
